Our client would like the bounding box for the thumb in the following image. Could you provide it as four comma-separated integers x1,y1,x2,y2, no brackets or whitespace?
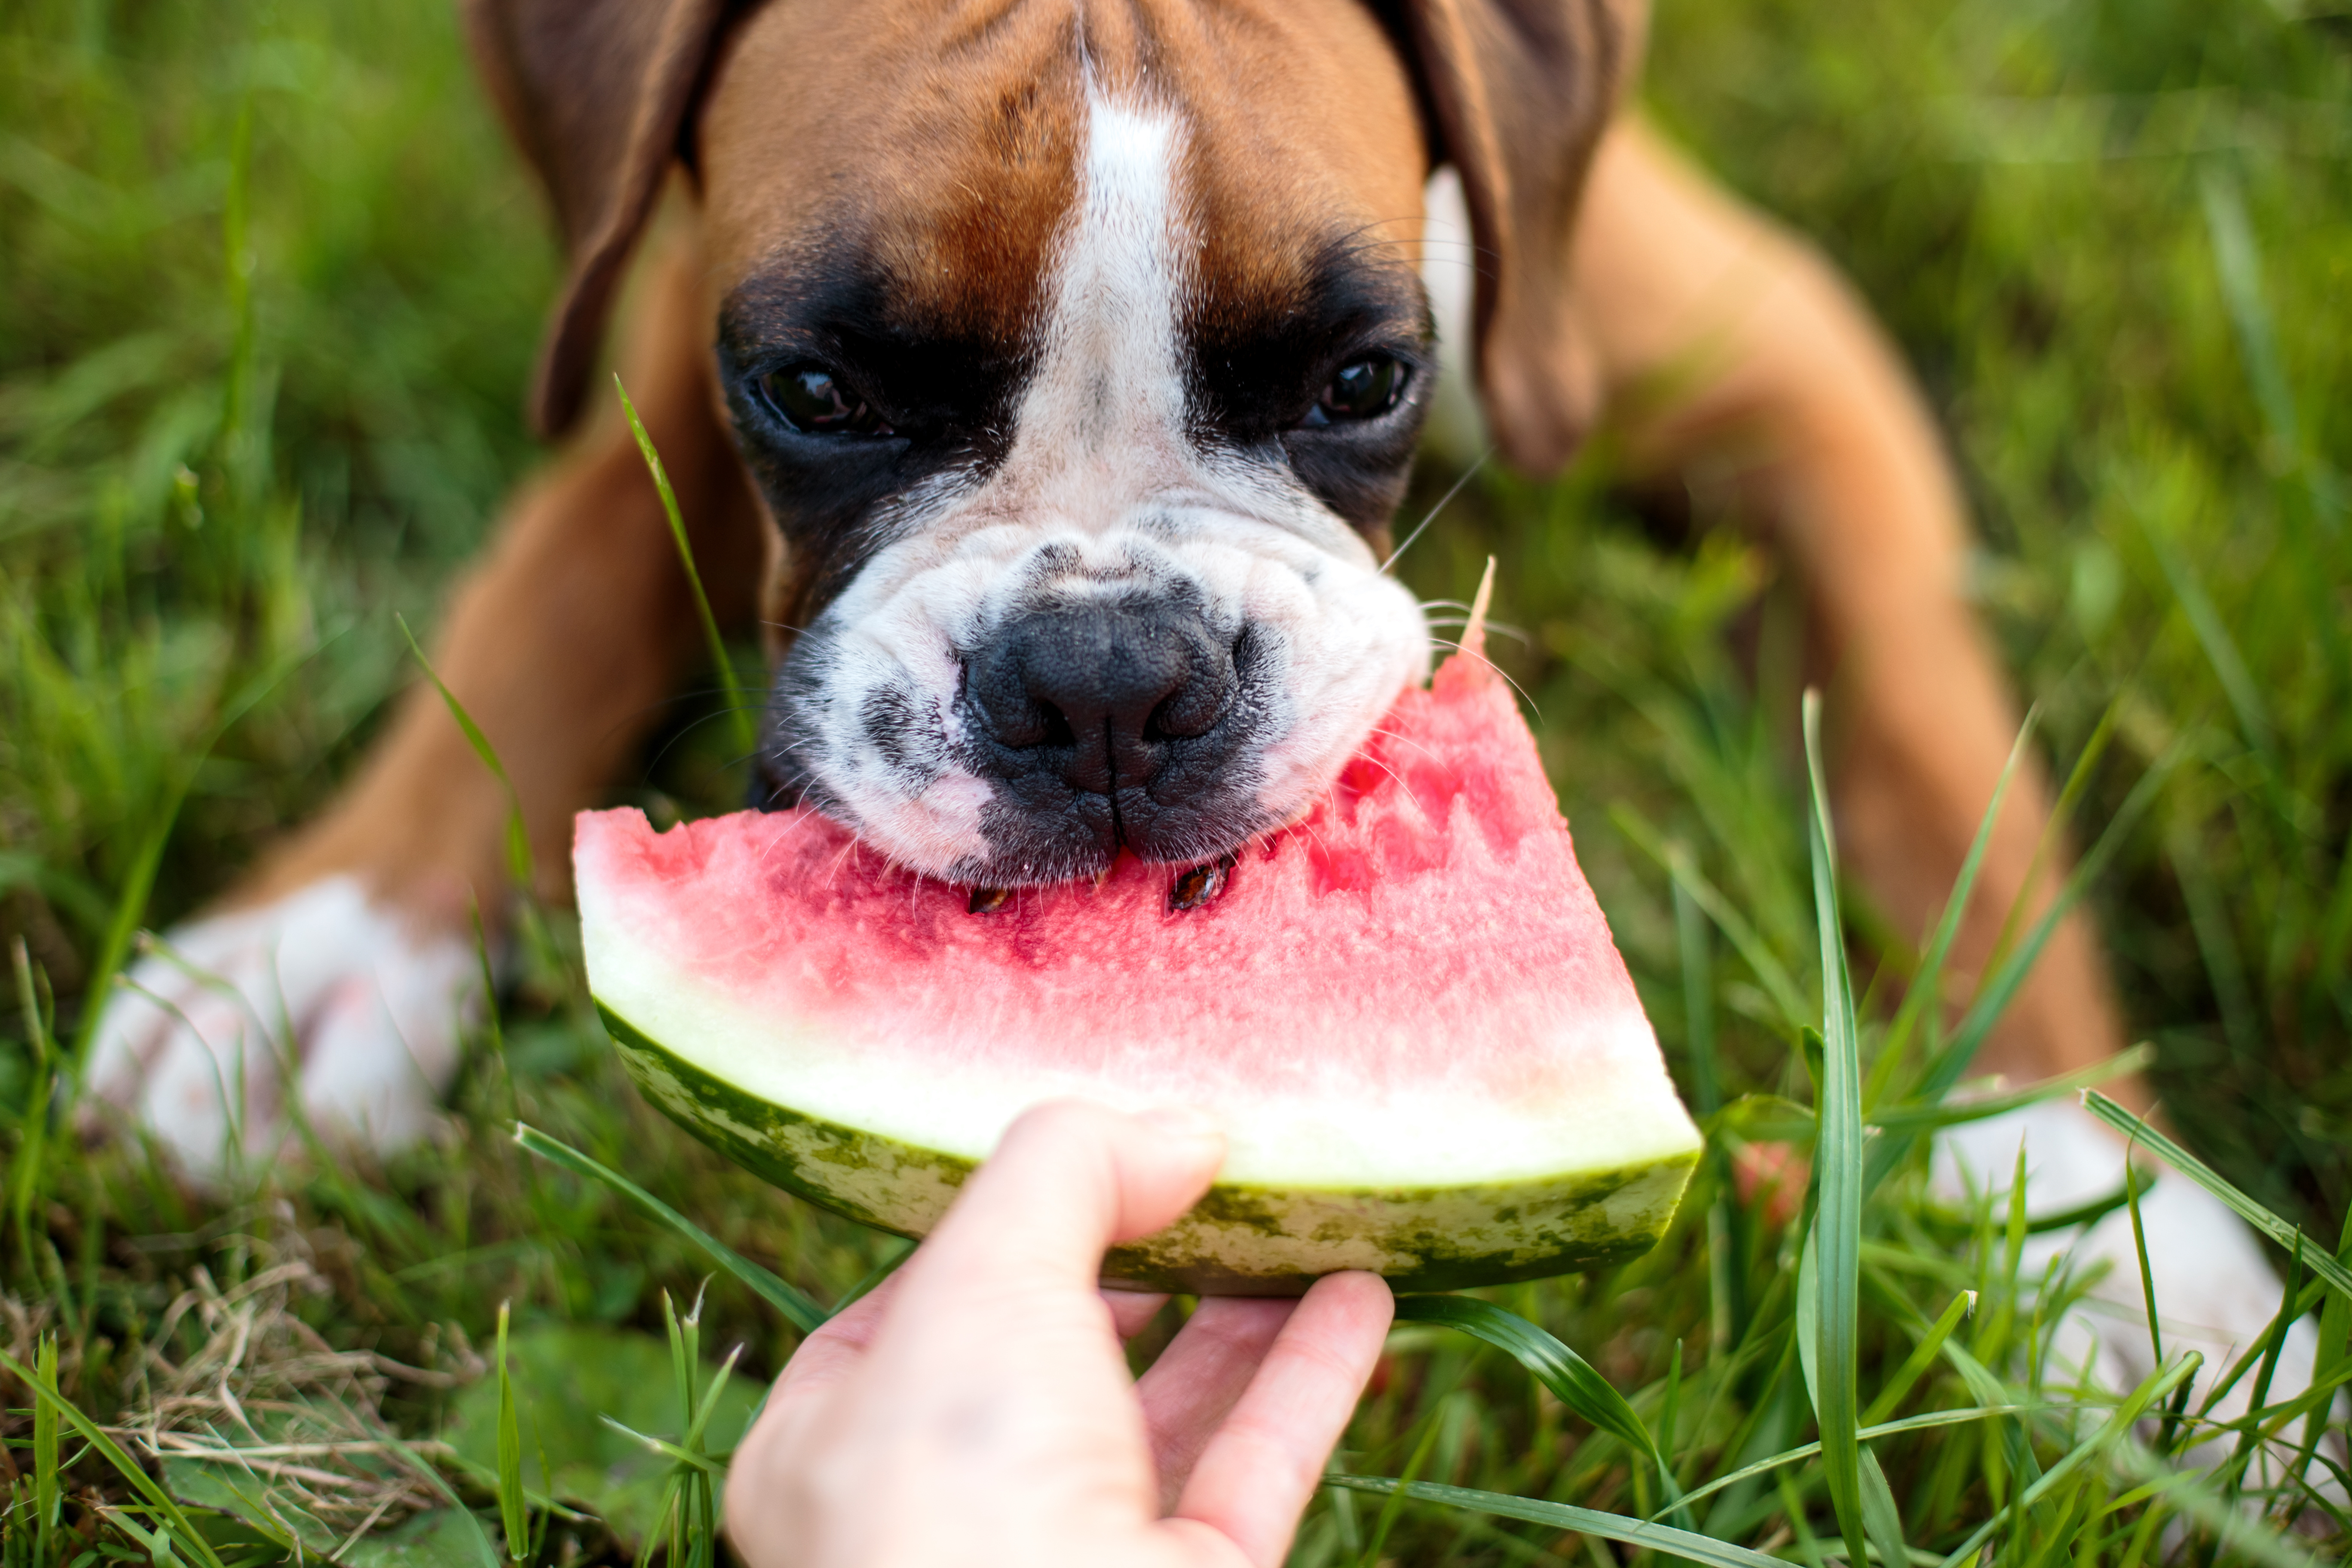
896,1100,1226,1305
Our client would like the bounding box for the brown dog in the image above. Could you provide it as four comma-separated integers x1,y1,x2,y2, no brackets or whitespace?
87,0,2322,1441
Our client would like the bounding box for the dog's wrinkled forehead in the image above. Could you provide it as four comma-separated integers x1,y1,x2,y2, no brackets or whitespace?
694,0,1439,885
696,0,1436,550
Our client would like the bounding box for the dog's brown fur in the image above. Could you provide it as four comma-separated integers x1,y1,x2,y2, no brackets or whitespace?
247,0,2128,1103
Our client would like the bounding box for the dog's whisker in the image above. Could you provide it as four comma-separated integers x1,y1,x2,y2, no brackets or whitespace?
1423,617,1528,644
1347,750,1427,821
1363,725,1450,772
1381,446,1493,573
1425,636,1543,718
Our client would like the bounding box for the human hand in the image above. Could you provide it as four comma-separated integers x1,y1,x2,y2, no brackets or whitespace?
723,1100,1395,1568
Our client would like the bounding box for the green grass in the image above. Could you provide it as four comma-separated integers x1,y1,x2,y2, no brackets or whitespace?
3,0,2349,1562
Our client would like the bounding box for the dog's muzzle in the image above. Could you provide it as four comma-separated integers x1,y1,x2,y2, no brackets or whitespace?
962,591,1265,867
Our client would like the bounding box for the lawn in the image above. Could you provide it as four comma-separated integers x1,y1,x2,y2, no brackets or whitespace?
2,0,2348,1562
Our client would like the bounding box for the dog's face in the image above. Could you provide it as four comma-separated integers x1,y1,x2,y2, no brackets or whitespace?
696,0,1436,885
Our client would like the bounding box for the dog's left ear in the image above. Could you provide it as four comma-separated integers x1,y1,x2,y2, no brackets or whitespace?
1390,0,1646,473
463,0,736,439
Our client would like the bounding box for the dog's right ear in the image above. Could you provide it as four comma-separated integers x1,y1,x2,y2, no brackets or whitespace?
464,0,735,438
1390,0,1645,474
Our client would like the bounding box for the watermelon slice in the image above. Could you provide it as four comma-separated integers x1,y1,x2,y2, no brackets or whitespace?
575,623,1701,1294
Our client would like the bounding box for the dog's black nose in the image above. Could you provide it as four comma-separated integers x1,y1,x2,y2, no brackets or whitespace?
971,599,1235,797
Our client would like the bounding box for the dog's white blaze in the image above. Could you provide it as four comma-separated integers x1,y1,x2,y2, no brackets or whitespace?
799,83,1429,877
1007,95,1191,492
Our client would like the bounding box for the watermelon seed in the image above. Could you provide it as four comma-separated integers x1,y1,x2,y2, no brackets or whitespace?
968,885,1013,914
1168,854,1236,912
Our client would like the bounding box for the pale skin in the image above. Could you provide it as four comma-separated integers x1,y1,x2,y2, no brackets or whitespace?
723,1102,1395,1568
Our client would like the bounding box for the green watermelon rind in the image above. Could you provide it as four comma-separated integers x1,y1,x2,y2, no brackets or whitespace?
597,1001,1700,1296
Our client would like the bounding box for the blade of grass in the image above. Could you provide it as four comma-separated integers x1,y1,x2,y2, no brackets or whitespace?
1616,810,1810,1029
1324,1475,1781,1568
2224,1237,2304,1507
512,1122,827,1332
1936,1353,2202,1568
2126,1156,2163,1376
2079,1091,2352,1302
1877,712,2039,1077
1798,690,1868,1568
10,940,55,1284
398,613,533,891
1857,1449,1908,1568
2291,1203,2352,1496
1676,876,1749,1356
1867,1043,2156,1132
2201,165,2344,543
66,639,316,1076
1392,1294,1683,1519
598,1416,727,1477
0,1345,233,1568
2112,1434,2323,1568
683,1344,747,1451
1359,1400,1446,1568
615,374,757,763
1862,1292,1974,1426
1871,741,2183,1186
494,1302,527,1565
1661,1402,2038,1519
33,1332,60,1562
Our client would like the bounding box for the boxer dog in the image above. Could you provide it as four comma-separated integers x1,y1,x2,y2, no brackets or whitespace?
88,0,2328,1451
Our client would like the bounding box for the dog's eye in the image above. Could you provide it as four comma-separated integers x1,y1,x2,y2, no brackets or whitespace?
758,365,894,437
1308,355,1407,425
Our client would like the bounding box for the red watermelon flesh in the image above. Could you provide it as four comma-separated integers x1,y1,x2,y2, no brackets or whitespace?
577,639,1700,1293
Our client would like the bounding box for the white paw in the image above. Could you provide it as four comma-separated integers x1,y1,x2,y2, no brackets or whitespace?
83,876,481,1183
1934,1098,2343,1491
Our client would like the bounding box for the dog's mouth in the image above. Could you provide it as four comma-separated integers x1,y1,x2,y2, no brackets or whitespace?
755,508,1431,887
757,604,1301,889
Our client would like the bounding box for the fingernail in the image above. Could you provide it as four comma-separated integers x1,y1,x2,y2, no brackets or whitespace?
1138,1105,1222,1142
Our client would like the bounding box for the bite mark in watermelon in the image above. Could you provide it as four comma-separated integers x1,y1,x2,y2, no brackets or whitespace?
575,639,1701,1294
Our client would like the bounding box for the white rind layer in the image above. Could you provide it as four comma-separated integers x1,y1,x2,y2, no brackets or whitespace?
580,870,1703,1191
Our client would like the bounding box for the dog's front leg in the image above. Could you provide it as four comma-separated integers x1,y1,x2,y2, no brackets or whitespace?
86,236,766,1179
1565,119,2120,1096
1565,121,2339,1472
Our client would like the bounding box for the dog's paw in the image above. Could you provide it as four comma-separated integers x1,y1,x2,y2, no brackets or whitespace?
1934,1098,2343,1491
83,876,481,1183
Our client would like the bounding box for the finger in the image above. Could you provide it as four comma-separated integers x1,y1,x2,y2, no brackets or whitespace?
891,1100,1225,1313
1170,1271,1393,1568
1137,1296,1297,1510
1107,1288,1172,1340
770,1269,908,1402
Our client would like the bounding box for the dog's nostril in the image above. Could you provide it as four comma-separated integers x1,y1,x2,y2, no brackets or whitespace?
1144,679,1224,741
1027,700,1076,749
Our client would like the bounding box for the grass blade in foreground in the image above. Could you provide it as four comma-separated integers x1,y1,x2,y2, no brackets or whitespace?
1324,1476,1779,1568
398,613,535,891
65,642,317,1075
2080,1092,2352,1302
0,1346,233,1568
514,1122,827,1332
1799,690,1872,1568
1392,1294,1680,1513
616,373,758,763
